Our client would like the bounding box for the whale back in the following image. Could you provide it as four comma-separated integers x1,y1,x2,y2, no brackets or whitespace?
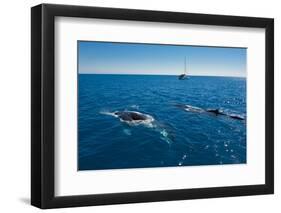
115,111,147,121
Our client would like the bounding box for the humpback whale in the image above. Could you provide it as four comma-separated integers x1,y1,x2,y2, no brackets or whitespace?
101,110,155,127
114,111,150,122
175,104,245,121
206,109,245,120
101,110,173,144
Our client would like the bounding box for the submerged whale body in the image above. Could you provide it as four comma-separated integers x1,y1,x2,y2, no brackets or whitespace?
101,110,155,126
206,109,224,116
206,109,245,120
174,104,204,113
175,104,245,121
114,111,149,122
227,114,245,120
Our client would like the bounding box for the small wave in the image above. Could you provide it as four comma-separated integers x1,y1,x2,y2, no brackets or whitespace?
178,154,188,166
159,129,173,145
130,104,139,109
123,128,132,136
184,105,204,113
160,129,168,137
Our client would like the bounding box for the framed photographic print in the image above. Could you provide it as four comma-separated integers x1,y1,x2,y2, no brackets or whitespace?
31,3,274,209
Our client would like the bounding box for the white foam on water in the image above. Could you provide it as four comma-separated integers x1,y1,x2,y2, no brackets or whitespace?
123,129,132,136
99,110,118,117
159,129,173,144
101,110,172,145
130,104,139,109
160,129,168,137
184,104,204,113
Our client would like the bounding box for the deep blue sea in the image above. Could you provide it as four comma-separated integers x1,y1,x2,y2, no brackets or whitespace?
78,74,246,171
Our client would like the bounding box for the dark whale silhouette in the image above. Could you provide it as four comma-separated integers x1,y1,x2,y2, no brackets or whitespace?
206,109,245,120
206,109,224,115
175,104,245,121
114,111,150,122
226,114,245,121
101,110,155,126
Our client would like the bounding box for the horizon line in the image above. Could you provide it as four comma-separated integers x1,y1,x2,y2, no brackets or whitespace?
78,73,246,78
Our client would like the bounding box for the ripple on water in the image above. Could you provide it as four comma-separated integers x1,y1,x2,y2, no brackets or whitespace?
79,75,246,170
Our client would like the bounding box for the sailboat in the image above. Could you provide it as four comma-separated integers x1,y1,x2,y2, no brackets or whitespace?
178,57,189,80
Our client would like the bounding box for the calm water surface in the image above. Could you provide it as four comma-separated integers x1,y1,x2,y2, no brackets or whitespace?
78,74,246,170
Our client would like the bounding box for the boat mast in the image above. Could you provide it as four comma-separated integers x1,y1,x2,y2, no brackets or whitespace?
184,56,187,74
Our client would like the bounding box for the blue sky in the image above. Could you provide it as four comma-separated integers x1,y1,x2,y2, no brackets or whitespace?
78,41,246,77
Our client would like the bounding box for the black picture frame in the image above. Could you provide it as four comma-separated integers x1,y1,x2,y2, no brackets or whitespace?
31,3,274,209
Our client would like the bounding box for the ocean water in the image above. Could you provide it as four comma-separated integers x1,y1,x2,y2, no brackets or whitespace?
78,74,246,170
